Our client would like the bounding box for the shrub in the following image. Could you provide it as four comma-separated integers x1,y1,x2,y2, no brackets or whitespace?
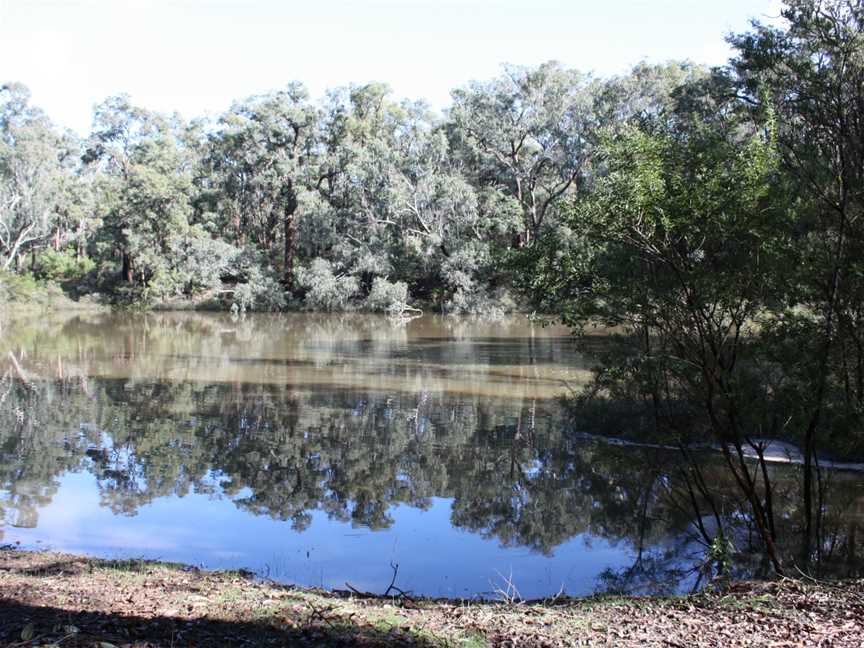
231,266,285,313
167,234,243,296
365,277,410,315
226,248,286,313
446,282,515,319
295,258,360,311
33,249,95,282
0,270,69,307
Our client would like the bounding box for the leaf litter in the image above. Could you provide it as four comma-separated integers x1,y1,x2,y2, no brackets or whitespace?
0,548,861,647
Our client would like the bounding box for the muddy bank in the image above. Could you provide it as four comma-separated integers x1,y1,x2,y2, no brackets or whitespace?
0,548,862,647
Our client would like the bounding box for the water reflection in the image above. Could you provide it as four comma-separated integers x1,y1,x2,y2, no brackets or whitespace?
0,312,861,597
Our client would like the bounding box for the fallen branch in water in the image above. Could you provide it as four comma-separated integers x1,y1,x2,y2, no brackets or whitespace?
343,561,413,601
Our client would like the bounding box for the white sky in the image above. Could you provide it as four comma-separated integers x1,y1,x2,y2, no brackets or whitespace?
0,0,783,135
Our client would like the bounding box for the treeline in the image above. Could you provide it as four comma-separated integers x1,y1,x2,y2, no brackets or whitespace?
0,56,701,313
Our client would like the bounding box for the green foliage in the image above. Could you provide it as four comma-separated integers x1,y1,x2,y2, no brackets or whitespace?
295,258,360,311
1,59,707,312
165,233,238,295
230,250,286,313
529,87,798,571
707,535,736,577
33,249,95,282
0,269,72,308
365,277,410,315
0,270,42,301
571,121,783,322
537,112,787,334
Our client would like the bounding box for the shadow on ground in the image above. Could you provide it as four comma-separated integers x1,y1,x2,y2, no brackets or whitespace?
0,598,441,647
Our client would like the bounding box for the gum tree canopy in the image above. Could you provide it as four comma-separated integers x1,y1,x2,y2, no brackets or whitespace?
0,83,65,271
0,61,702,313
449,62,597,247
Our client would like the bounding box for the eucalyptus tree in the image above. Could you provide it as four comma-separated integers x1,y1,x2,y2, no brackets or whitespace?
86,95,174,285
296,85,432,308
449,62,598,247
301,83,516,312
202,83,319,287
50,141,99,264
389,124,522,312
0,83,65,271
85,95,222,300
595,61,710,128
509,62,711,314
306,83,417,280
730,0,864,566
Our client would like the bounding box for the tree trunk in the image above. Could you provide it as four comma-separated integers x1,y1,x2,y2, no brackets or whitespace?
121,251,133,283
284,212,296,289
282,180,298,289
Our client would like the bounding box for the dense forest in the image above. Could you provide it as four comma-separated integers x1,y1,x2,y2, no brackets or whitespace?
3,0,864,578
3,35,697,315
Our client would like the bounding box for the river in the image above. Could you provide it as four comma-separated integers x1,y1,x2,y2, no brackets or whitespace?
0,311,860,597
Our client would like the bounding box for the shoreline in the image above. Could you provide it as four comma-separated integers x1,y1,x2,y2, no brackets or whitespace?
1,548,862,647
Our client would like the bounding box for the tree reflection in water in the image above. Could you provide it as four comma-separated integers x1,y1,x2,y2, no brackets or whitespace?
0,312,862,595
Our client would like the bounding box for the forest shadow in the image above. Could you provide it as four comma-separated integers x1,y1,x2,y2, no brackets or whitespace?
0,597,444,648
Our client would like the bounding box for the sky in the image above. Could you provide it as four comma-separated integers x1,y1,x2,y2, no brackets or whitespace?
0,0,784,135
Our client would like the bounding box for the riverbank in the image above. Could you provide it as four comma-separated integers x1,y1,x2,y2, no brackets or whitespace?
0,549,861,647
0,272,105,311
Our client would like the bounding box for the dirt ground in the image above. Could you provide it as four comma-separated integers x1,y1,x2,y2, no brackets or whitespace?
0,548,862,647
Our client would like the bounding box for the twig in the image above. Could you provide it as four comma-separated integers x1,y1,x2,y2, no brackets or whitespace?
344,561,413,601
791,564,843,588
539,583,566,606
344,582,365,596
306,601,339,628
383,561,400,597
491,569,523,605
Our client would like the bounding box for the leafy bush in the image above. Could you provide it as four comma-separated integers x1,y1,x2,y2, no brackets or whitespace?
365,277,410,315
231,255,286,313
168,233,242,295
446,283,515,318
33,249,95,282
0,271,41,302
295,258,360,311
440,241,515,317
0,270,72,308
